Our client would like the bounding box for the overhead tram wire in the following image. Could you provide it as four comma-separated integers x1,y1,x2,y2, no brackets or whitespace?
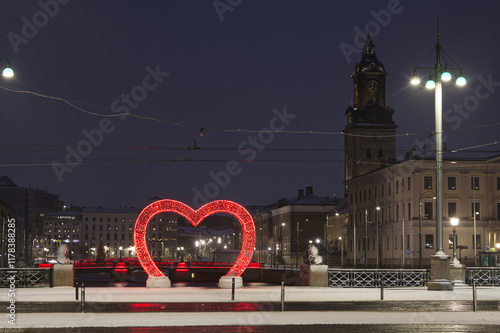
1,85,500,138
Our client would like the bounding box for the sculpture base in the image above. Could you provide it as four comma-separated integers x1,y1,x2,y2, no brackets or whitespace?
450,263,466,286
146,276,171,288
427,252,453,291
300,264,328,287
218,276,243,289
53,264,74,287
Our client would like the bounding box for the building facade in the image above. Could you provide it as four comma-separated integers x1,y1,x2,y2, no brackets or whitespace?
254,187,340,266
344,157,500,268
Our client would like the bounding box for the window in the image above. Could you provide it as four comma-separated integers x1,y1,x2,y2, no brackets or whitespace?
386,236,390,250
378,148,383,159
402,179,405,192
396,205,399,221
396,181,399,193
424,176,433,189
395,235,398,250
408,177,411,190
408,203,411,220
471,202,480,220
424,202,433,219
471,176,480,190
472,234,481,249
366,149,372,159
381,185,384,197
407,234,410,250
425,234,434,249
364,189,366,201
448,176,457,190
497,177,500,191
497,203,500,220
388,183,391,195
448,202,457,218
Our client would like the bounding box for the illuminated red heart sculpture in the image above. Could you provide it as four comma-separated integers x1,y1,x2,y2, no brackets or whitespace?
134,199,256,278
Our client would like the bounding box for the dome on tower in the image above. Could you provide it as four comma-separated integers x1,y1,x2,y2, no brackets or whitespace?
354,35,385,73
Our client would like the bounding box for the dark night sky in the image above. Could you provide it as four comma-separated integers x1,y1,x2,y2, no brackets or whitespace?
0,0,499,209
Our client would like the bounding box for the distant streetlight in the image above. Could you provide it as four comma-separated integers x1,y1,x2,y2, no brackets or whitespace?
119,246,123,260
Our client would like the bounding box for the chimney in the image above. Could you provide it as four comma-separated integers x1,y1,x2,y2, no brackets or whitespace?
306,186,313,195
298,189,304,198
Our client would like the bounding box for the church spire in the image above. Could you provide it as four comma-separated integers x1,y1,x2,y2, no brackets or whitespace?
363,34,375,57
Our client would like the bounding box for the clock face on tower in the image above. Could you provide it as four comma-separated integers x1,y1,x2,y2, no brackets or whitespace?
368,81,378,103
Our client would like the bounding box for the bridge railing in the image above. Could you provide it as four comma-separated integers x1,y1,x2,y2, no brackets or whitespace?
328,269,429,288
0,268,51,288
466,267,500,286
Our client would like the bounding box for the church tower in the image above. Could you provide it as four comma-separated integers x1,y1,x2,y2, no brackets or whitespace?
344,36,397,183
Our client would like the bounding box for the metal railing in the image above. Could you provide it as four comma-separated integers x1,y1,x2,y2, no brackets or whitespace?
328,269,429,288
466,267,500,286
0,268,51,288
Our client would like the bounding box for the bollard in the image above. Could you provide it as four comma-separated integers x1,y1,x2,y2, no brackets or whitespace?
49,268,54,288
75,278,79,301
81,283,86,313
281,281,285,312
472,279,477,312
380,277,384,301
231,277,235,301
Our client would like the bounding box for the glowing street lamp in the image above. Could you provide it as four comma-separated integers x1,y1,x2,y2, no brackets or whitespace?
1,60,13,78
411,22,465,291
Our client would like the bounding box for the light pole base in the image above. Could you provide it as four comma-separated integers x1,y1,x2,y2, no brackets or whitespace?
427,253,453,291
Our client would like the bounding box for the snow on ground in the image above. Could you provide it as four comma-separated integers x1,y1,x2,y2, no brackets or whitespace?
1,285,499,328
8,284,500,303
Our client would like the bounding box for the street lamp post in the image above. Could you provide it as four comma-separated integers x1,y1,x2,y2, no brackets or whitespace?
418,191,436,268
296,221,299,269
376,206,380,268
411,22,465,291
364,209,368,268
450,218,460,266
339,236,343,268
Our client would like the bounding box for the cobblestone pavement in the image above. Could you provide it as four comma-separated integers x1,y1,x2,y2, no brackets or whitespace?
2,300,499,313
1,324,498,332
